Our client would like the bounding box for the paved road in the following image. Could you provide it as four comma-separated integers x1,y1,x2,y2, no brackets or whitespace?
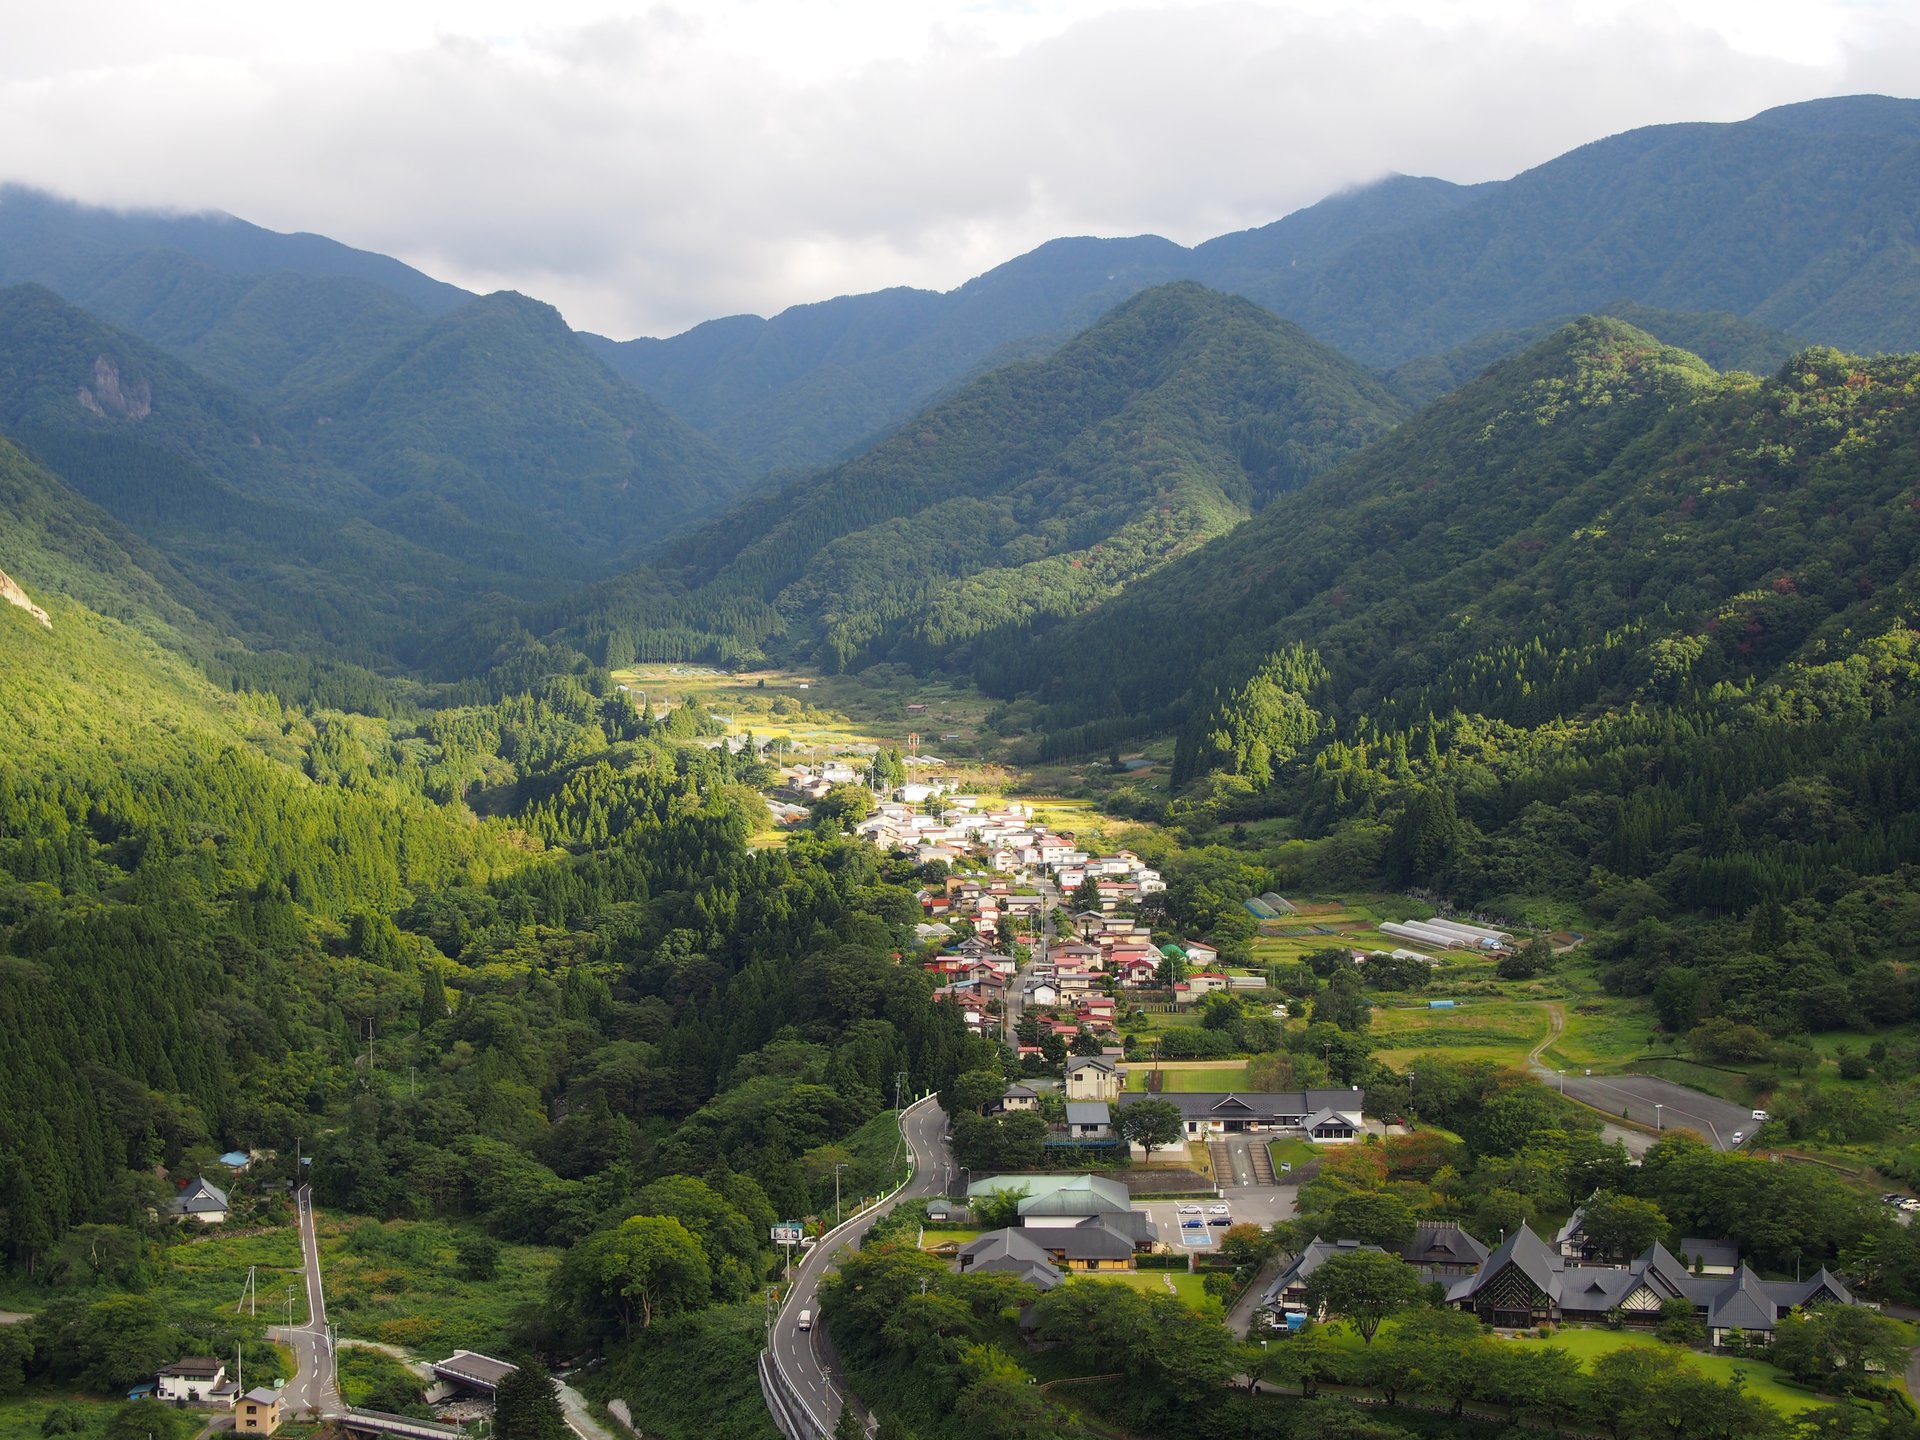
1541,1072,1754,1151
0,1311,28,1325
269,1184,340,1418
768,1097,952,1435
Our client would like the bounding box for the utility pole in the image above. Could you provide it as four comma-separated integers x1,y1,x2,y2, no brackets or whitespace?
834,1162,848,1228
238,1265,257,1316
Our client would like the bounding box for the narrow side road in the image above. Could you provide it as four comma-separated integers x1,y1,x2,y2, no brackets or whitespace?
767,1097,952,1435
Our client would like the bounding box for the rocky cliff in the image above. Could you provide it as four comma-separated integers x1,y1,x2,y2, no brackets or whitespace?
0,567,52,628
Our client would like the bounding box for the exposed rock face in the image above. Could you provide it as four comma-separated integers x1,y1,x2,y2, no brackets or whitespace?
77,355,151,421
0,568,51,629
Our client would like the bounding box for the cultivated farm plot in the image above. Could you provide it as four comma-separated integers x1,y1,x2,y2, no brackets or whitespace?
1368,1000,1554,1069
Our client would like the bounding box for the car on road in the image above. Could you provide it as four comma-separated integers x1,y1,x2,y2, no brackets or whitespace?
796,1309,812,1331
1731,1131,1744,1144
1178,1204,1202,1214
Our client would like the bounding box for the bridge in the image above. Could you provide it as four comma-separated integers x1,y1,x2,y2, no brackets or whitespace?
327,1408,466,1439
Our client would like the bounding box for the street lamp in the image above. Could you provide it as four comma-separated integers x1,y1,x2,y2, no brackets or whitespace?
1556,1069,1564,1094
1654,1103,1664,1131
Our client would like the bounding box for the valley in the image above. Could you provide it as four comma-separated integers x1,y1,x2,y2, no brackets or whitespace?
3,88,1920,1440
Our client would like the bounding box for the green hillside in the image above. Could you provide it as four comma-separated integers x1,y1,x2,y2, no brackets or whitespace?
994,319,1920,1030
299,291,750,570
558,283,1406,670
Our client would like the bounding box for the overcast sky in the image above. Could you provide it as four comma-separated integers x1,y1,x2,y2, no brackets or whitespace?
0,0,1914,338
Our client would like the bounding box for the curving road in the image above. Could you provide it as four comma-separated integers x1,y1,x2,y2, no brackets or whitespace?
768,1097,952,1435
270,1184,340,1418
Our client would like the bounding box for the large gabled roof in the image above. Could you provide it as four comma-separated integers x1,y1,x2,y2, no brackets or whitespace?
1706,1267,1779,1332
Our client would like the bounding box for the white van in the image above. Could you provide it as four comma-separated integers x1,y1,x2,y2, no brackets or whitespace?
796,1309,812,1331
1751,1109,1769,1122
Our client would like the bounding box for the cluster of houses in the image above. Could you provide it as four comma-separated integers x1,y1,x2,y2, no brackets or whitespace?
857,796,1166,903
987,1056,1369,1149
1264,1209,1865,1348
147,1360,285,1433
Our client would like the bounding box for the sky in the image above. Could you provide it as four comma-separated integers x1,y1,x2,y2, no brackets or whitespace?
0,0,1915,339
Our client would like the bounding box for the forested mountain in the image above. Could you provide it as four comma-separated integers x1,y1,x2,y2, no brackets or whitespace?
0,282,757,665
296,291,749,573
989,318,1920,1030
0,285,507,660
0,183,469,317
589,96,1919,472
1258,95,1920,364
553,283,1406,671
584,177,1471,472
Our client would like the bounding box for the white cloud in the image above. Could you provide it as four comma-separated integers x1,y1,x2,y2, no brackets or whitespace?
0,0,1912,337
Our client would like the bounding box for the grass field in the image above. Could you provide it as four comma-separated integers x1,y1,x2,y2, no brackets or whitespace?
338,1345,427,1410
1368,1000,1554,1069
318,1218,558,1355
1071,1271,1215,1311
1510,1328,1830,1416
153,1225,310,1334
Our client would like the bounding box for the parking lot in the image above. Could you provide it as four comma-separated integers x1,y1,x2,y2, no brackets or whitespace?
1138,1184,1295,1249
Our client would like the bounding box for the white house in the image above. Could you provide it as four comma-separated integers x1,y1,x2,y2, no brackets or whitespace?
170,1177,229,1224
1065,1055,1123,1102
158,1358,227,1403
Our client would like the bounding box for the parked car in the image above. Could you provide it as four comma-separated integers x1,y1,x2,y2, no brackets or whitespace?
1208,1216,1231,1227
1209,1203,1230,1214
1178,1204,1202,1214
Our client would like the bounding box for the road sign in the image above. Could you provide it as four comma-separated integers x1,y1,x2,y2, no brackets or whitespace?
771,1223,805,1245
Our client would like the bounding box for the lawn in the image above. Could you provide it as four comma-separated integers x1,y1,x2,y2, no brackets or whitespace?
1511,1328,1829,1416
1267,1137,1318,1170
1069,1270,1215,1311
1126,1063,1250,1092
919,1229,983,1249
318,1217,558,1355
